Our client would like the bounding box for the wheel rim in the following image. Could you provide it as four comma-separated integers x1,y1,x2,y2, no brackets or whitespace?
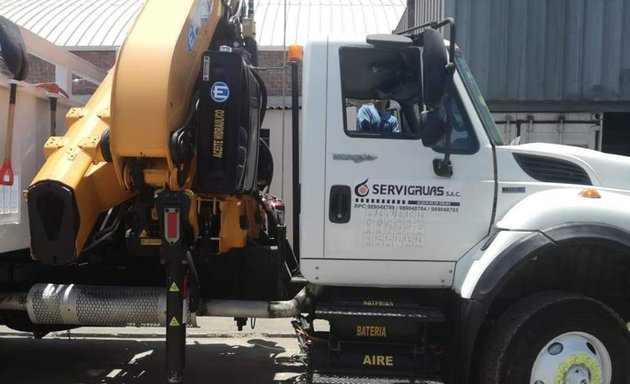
530,331,612,384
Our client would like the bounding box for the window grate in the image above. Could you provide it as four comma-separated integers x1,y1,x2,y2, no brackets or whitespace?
514,154,592,185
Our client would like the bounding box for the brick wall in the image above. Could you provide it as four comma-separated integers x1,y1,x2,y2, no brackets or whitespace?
24,54,55,83
71,50,117,95
72,50,117,70
0,54,55,83
1,50,115,95
3,49,298,97
255,50,302,97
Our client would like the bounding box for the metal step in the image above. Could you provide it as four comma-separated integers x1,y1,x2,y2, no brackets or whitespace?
310,373,444,384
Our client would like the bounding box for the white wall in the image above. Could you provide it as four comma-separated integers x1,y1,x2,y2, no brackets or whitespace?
262,109,302,247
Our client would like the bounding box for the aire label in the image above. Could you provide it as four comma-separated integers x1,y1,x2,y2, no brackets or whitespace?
362,355,394,367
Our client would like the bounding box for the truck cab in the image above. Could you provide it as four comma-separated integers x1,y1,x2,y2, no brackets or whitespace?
301,34,498,287
298,30,630,384
301,31,630,291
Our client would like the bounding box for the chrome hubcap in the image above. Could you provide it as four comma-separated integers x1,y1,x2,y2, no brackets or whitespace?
564,365,590,384
530,332,611,384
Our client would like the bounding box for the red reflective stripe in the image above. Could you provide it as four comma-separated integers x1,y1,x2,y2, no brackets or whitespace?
166,210,178,239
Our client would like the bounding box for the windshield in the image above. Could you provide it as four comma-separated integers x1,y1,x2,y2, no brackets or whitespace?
454,50,505,145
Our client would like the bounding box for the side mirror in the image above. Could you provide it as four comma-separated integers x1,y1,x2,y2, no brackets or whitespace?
421,28,448,109
420,108,446,147
0,16,29,80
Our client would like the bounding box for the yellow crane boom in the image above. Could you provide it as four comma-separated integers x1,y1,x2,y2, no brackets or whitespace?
27,0,245,263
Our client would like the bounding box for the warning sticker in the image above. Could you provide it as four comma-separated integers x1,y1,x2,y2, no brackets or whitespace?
169,316,180,327
352,178,462,248
141,238,162,246
169,282,180,292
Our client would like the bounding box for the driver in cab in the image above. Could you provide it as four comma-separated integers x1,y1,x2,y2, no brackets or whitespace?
356,100,399,133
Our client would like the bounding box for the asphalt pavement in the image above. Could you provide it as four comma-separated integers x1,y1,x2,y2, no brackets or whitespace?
0,318,311,384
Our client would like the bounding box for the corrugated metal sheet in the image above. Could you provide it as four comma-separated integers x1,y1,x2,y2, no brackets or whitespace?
398,0,630,109
396,0,443,32
267,95,301,109
0,0,144,49
254,0,406,49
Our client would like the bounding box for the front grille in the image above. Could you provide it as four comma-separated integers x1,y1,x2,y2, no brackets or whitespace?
514,153,592,185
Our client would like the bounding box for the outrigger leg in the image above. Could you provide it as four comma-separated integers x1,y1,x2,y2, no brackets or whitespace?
156,191,192,384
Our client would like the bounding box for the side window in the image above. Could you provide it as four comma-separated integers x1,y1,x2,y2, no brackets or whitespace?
338,45,479,153
339,46,422,140
431,85,480,154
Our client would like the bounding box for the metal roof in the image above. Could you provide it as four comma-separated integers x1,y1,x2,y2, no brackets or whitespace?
0,0,144,49
0,0,405,49
254,0,406,49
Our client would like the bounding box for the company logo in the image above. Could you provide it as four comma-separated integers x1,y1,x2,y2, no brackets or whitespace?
211,82,230,103
355,179,370,197
187,24,200,53
186,0,211,54
354,179,451,198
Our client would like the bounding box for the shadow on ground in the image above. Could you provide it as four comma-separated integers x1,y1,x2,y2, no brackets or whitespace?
0,336,306,384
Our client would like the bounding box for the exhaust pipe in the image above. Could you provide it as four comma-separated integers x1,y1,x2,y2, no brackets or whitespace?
0,291,26,311
200,287,310,318
0,285,313,326
0,284,188,327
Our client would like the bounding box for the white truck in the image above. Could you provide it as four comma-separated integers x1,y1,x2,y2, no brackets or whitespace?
1,5,630,384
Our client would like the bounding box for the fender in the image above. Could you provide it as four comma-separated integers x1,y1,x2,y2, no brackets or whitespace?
452,186,630,383
455,187,630,299
472,223,630,304
454,223,630,384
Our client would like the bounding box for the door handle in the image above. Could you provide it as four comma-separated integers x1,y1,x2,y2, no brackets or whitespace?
329,185,351,223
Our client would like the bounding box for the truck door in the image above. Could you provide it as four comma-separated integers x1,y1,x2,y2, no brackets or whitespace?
323,42,496,263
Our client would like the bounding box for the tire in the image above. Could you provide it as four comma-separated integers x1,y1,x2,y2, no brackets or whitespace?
479,291,630,384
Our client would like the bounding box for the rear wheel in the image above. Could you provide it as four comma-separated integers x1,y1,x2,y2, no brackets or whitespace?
479,291,630,384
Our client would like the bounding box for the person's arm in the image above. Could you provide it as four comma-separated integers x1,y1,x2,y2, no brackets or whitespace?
391,116,400,133
357,105,377,131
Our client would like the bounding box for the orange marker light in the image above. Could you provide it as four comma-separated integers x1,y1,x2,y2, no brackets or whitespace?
288,45,303,62
578,188,601,199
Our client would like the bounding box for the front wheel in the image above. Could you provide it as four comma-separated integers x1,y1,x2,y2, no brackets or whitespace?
479,291,630,384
